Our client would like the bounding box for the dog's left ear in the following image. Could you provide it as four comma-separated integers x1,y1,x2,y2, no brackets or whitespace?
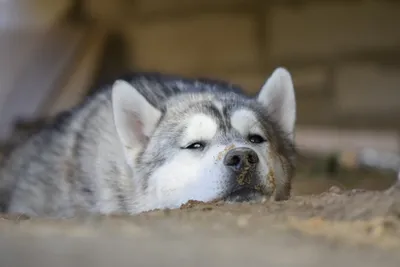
112,80,161,165
257,67,296,140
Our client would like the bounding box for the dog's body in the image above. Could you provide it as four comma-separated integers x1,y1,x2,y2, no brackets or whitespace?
0,69,297,218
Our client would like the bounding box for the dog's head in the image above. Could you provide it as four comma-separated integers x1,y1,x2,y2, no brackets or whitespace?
112,68,297,212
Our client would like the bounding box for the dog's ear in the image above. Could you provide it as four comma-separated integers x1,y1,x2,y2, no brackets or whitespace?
257,67,296,140
112,80,161,164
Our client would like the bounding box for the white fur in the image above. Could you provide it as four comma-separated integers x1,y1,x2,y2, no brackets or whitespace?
133,107,274,213
230,109,264,138
180,114,218,146
118,68,295,213
140,144,228,211
212,100,224,114
4,70,295,218
112,80,161,166
257,67,296,140
136,140,272,212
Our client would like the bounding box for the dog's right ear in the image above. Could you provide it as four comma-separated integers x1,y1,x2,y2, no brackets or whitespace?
112,80,161,164
257,67,296,141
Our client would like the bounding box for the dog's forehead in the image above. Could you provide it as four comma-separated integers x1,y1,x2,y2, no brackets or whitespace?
164,92,253,115
162,93,266,138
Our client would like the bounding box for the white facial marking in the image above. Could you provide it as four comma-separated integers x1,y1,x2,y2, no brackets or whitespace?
181,114,218,145
230,109,264,137
212,101,224,114
140,144,228,212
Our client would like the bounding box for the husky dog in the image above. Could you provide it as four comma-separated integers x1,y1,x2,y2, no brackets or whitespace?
0,68,296,218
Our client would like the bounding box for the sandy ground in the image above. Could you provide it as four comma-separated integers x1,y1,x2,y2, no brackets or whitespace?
1,185,400,267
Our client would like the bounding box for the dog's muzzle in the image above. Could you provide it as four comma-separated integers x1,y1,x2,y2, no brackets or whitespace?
223,147,265,202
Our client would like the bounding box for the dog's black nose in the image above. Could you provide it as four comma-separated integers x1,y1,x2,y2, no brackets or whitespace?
223,147,259,171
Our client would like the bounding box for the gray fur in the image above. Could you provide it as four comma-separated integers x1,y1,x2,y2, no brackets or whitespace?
0,70,296,218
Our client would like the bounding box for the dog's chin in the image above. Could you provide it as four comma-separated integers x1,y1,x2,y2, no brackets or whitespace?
223,188,265,203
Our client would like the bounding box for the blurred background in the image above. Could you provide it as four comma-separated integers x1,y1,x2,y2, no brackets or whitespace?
0,0,399,194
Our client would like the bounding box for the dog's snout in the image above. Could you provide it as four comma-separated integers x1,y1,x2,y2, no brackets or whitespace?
223,147,259,171
223,147,265,201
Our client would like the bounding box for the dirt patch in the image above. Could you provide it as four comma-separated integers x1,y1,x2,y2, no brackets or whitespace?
1,187,400,267
2,187,400,244
173,186,400,246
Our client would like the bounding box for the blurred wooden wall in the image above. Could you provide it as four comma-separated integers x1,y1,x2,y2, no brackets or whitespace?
0,0,399,154
86,0,400,131
0,0,107,139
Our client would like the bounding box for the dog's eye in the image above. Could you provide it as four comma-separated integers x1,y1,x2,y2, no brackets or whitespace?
185,142,205,150
248,134,265,144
